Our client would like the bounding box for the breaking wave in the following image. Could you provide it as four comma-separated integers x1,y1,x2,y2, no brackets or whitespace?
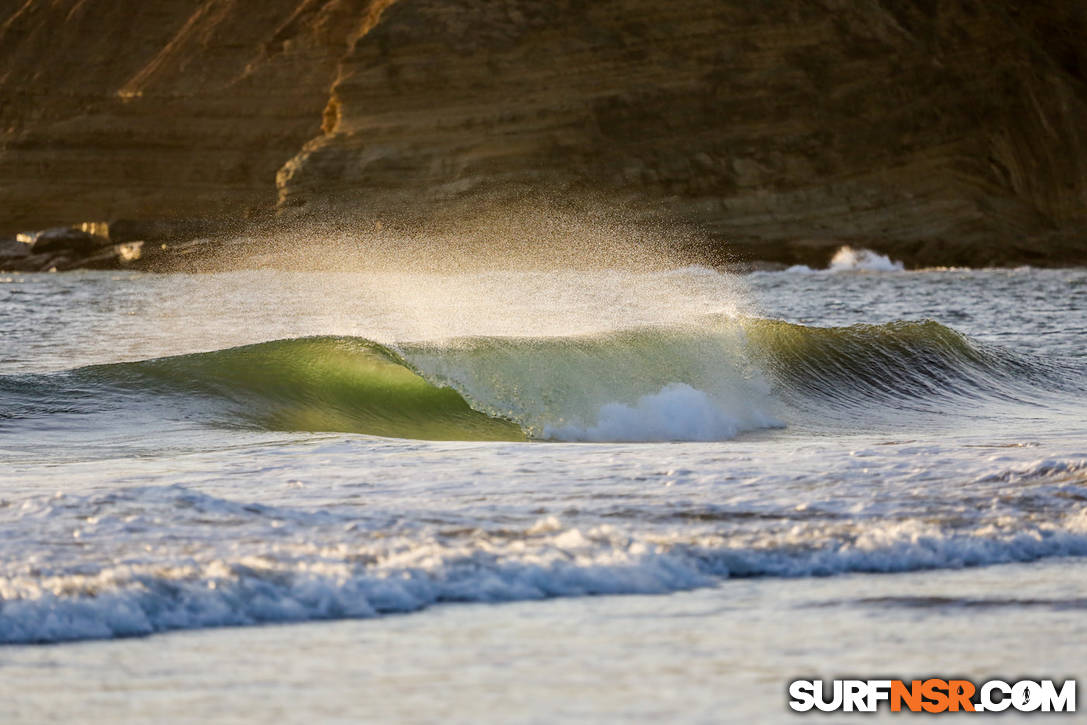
3,481,1087,644
785,245,905,273
0,319,1080,442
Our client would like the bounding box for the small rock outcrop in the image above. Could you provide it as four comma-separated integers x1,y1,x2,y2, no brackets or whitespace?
26,227,110,256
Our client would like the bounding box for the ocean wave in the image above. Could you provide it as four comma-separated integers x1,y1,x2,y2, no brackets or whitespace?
784,246,905,273
742,319,1080,421
0,319,1079,443
4,501,1087,644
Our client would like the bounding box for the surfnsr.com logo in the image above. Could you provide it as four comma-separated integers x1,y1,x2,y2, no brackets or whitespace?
788,679,1076,713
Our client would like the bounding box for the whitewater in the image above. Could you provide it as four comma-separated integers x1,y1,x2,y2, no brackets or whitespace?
1,259,1085,721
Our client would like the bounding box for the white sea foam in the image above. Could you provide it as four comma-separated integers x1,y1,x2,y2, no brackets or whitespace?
784,245,904,273
4,509,1087,644
828,246,904,272
544,383,781,442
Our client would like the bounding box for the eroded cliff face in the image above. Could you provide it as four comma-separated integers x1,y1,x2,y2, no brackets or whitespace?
2,0,1085,266
278,0,1087,266
0,0,386,232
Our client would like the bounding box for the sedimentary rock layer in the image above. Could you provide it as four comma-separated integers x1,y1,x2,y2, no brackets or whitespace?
0,0,385,231
1,0,1085,266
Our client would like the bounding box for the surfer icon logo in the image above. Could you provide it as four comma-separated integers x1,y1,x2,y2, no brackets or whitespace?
1011,681,1043,712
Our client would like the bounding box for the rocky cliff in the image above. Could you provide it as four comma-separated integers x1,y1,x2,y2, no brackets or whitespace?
2,0,1086,268
0,0,387,230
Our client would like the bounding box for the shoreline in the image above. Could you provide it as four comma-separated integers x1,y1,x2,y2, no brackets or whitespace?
5,559,1085,721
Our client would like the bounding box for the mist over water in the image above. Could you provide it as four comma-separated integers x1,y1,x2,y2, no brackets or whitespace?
1,260,1085,645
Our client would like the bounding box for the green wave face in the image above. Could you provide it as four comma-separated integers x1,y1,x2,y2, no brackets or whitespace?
80,337,526,441
741,318,1063,398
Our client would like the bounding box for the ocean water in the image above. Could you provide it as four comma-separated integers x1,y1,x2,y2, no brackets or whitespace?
1,258,1085,721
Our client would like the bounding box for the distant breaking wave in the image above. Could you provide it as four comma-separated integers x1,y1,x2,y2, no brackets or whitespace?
785,245,905,273
0,319,1080,443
